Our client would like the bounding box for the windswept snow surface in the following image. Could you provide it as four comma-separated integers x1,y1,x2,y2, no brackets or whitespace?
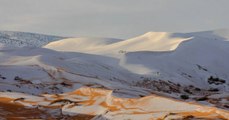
0,29,229,119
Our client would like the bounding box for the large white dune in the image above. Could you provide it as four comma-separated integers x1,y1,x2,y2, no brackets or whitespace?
44,29,229,56
44,29,229,88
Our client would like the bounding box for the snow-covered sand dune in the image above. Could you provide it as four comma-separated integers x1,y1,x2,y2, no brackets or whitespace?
0,87,228,120
45,29,229,56
45,29,229,89
0,29,229,119
45,32,190,57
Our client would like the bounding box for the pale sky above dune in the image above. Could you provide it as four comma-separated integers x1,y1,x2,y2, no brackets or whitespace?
0,0,228,38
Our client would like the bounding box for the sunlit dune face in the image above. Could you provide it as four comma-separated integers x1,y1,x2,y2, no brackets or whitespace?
44,32,193,59
0,87,228,120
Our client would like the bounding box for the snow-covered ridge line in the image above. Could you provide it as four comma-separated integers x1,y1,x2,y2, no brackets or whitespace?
0,31,67,47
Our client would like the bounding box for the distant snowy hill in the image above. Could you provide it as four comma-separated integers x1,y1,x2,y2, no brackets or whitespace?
0,31,66,47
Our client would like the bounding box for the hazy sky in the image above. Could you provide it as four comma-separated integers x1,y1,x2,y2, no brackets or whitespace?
0,0,228,38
